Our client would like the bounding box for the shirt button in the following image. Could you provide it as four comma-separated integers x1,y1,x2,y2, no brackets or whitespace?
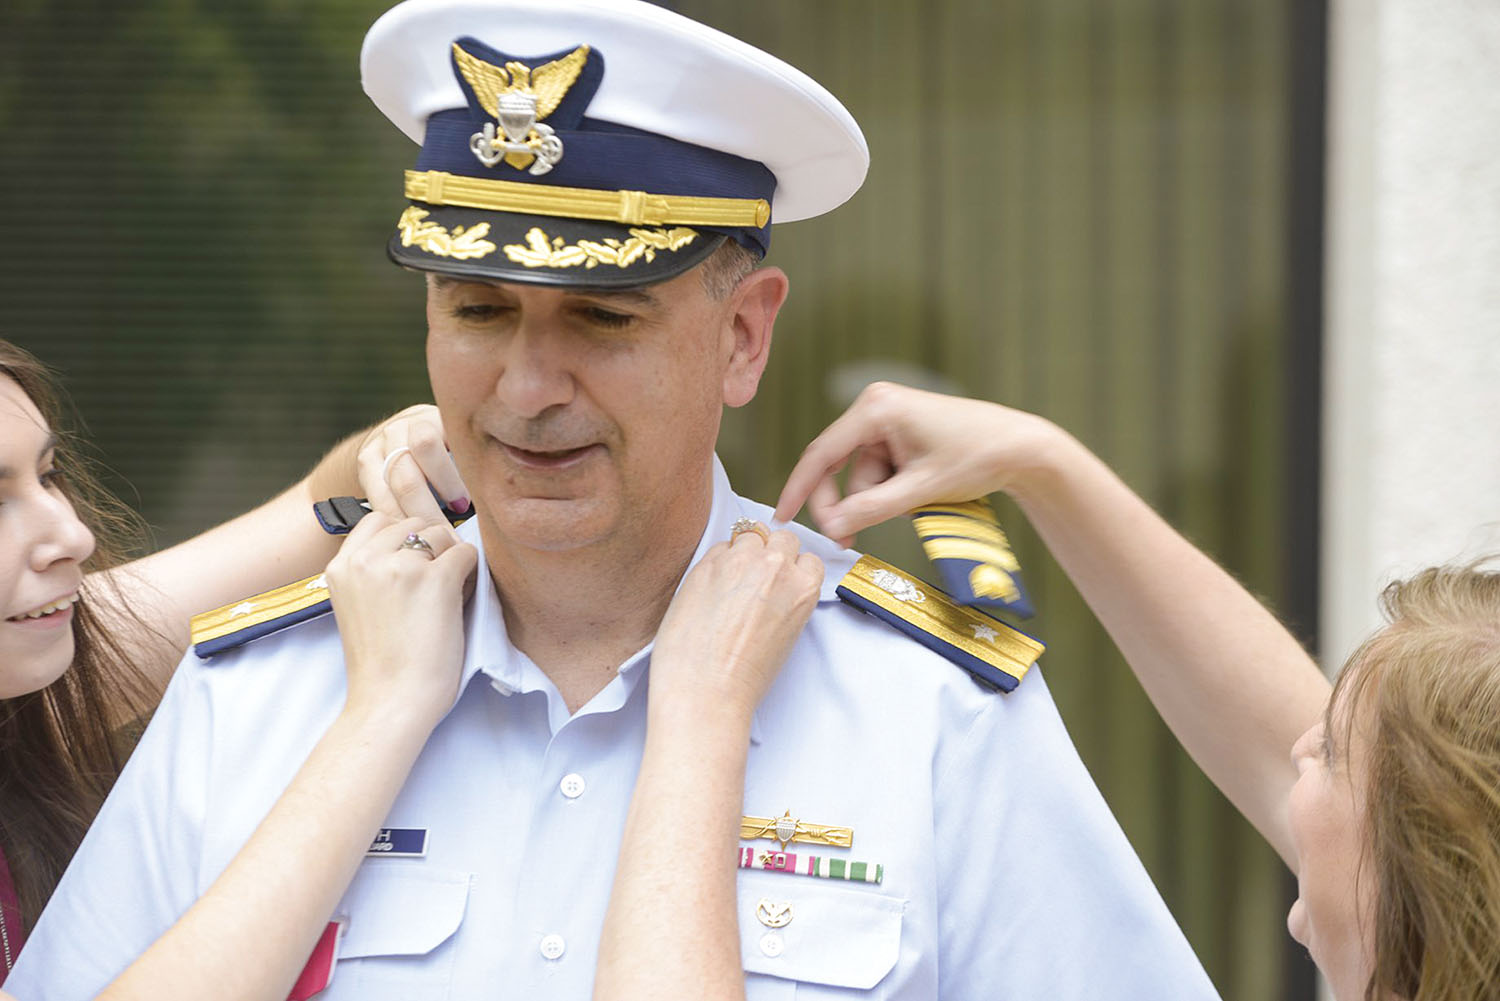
539,934,566,960
759,932,784,958
559,773,586,799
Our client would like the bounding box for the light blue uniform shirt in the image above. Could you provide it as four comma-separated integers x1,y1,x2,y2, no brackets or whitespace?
12,459,1220,1000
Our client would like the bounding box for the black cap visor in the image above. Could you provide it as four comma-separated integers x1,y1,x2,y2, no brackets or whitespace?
388,202,725,288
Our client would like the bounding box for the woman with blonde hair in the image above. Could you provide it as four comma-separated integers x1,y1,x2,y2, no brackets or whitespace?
1331,569,1500,999
776,381,1500,1001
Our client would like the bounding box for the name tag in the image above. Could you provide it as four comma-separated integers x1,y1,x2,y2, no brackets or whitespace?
367,828,428,857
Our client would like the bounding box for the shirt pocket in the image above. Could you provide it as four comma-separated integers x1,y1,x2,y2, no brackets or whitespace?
738,871,906,999
330,865,471,1000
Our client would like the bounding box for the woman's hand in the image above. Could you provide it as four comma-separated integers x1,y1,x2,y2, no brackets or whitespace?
93,521,476,1001
597,525,821,1001
323,512,477,729
773,381,1068,546
649,525,823,726
356,404,471,524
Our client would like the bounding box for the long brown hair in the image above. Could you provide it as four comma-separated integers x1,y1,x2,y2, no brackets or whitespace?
1334,564,1500,1000
0,341,155,928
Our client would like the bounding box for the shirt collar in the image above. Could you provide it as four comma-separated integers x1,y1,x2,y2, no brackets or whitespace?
450,455,861,737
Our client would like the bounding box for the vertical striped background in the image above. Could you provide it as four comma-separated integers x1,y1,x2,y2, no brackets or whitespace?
695,4,1322,996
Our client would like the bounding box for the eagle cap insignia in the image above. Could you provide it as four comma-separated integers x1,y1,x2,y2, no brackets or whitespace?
450,40,592,175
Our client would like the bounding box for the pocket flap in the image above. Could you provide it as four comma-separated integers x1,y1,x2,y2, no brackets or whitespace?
337,866,471,959
738,872,906,989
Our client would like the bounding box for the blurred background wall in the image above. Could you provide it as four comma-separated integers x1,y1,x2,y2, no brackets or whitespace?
0,1,1331,998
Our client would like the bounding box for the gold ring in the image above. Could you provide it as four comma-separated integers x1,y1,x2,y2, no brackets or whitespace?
730,517,769,543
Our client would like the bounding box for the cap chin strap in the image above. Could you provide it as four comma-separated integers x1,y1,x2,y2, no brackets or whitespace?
404,170,770,229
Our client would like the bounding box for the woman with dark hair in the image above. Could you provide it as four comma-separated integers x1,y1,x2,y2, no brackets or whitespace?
0,338,822,1000
776,381,1500,1001
0,340,467,937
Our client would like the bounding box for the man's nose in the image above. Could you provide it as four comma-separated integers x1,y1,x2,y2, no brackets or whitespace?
30,488,95,573
492,319,576,419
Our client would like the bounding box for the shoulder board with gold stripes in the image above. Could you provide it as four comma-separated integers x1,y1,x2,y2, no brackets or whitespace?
910,498,1035,618
191,572,332,660
836,555,1043,692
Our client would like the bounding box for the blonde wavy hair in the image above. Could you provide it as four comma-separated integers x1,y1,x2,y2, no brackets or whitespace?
1334,564,1500,1000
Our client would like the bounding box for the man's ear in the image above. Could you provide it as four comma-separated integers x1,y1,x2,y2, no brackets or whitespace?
721,266,789,408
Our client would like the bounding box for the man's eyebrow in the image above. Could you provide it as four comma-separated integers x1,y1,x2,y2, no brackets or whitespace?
574,287,660,308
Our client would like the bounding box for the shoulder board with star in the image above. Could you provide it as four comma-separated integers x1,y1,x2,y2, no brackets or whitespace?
191,572,332,660
836,555,1044,693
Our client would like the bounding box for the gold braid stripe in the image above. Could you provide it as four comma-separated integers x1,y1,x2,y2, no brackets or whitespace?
405,170,771,229
191,572,330,645
920,536,1022,572
912,514,1013,547
913,501,995,519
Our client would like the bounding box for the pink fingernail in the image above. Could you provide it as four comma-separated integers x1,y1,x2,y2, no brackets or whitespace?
450,497,471,513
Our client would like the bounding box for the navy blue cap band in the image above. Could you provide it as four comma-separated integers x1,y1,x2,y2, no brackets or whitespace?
417,111,776,255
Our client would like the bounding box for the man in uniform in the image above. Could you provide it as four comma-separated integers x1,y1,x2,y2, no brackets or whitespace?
12,2,1221,998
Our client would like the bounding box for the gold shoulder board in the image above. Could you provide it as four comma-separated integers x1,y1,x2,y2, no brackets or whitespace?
190,572,332,660
836,555,1044,692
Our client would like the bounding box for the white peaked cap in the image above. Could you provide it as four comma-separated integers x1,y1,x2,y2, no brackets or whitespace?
362,0,870,225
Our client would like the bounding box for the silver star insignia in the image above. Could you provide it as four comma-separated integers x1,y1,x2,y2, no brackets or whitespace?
971,624,999,642
229,602,256,618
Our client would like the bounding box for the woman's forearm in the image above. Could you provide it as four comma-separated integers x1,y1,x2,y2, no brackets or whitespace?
1010,428,1329,864
595,700,753,1001
96,701,440,1001
87,426,367,699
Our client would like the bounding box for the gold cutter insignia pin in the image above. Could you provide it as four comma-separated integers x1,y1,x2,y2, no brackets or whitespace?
755,898,794,928
740,809,853,849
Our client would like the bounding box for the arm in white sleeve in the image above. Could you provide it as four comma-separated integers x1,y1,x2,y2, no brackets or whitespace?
934,669,1221,1000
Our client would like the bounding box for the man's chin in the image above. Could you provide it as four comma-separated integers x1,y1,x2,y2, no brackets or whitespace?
486,496,617,553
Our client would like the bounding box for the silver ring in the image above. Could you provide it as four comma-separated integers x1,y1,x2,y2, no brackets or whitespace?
381,446,413,483
400,532,435,558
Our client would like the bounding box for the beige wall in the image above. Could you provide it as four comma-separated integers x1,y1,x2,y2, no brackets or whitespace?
1324,0,1500,676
